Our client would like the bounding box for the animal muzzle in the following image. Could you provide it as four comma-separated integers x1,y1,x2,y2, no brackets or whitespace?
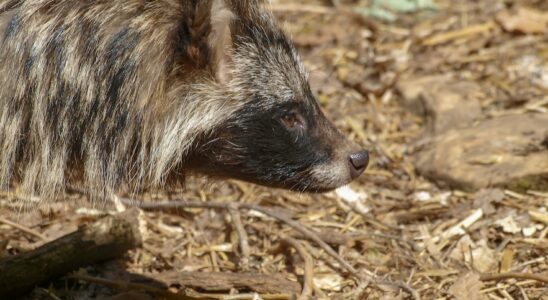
348,150,369,179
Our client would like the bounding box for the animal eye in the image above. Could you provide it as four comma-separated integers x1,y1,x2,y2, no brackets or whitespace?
280,112,305,131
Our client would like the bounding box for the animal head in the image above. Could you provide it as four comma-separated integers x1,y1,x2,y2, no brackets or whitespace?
188,0,368,192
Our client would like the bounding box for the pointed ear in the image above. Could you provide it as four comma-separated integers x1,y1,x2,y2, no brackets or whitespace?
208,0,235,84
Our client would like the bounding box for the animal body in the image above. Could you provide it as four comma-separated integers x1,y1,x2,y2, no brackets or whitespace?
0,0,368,203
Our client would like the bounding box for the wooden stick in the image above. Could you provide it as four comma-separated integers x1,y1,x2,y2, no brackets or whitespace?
158,271,301,294
72,272,298,299
228,203,251,271
422,22,496,46
281,236,315,300
0,215,47,241
0,208,144,298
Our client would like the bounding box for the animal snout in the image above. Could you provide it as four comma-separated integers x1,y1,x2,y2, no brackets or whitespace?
348,150,369,179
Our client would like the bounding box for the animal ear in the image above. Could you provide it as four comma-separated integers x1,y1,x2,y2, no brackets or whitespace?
208,0,235,84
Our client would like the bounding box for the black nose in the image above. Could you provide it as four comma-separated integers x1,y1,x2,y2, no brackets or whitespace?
349,151,369,179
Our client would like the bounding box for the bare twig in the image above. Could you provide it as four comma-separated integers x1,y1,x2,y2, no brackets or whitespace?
480,272,548,284
281,236,315,300
422,22,497,46
0,216,47,241
228,203,250,271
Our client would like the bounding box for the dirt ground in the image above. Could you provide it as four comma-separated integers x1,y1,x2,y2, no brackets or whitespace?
1,0,547,299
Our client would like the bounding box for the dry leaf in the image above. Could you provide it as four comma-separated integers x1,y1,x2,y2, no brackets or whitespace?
495,215,521,233
313,273,344,291
414,191,432,202
448,272,487,300
471,241,497,273
335,185,370,215
496,7,548,34
522,226,537,237
510,55,548,90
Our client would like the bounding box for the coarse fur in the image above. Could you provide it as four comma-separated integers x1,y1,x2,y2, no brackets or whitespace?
0,0,367,205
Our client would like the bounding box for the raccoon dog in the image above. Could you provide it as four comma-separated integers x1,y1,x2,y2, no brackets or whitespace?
0,0,368,203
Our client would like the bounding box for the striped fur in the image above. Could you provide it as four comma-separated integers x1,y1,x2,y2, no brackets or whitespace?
0,0,366,205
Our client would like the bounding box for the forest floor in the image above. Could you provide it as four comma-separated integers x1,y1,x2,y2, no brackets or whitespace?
1,0,547,299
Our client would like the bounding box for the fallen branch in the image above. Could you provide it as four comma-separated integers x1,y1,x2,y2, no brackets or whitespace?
72,272,298,300
158,271,301,294
0,208,144,298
